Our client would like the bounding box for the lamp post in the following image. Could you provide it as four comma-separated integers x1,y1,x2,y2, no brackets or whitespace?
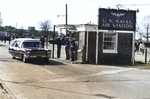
57,4,68,36
66,4,67,25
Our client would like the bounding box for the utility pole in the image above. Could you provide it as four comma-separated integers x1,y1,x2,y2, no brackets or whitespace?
52,25,55,58
57,4,68,36
65,4,68,36
66,4,67,25
16,22,17,36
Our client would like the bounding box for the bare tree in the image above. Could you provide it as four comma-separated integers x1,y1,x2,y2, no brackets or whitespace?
39,20,52,36
5,26,15,35
139,15,150,42
39,20,52,49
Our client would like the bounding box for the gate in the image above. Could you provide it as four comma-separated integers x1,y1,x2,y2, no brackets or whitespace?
135,49,149,64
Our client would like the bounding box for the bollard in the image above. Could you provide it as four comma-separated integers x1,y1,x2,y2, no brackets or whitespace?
145,49,147,64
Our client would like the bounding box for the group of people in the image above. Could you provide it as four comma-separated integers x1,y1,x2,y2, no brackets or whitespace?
0,34,14,44
56,36,77,61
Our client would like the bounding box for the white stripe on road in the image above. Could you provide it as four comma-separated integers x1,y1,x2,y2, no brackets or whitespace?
35,65,55,75
90,68,136,76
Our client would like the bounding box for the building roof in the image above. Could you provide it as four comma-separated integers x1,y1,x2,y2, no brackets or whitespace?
56,24,97,32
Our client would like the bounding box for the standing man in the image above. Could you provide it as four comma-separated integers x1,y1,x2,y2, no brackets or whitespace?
71,39,76,61
65,37,70,60
31,35,34,39
40,35,45,48
56,37,61,58
13,34,15,40
15,34,18,39
139,42,145,55
8,34,11,44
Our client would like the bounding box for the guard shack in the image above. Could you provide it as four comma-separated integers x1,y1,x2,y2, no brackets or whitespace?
56,8,137,65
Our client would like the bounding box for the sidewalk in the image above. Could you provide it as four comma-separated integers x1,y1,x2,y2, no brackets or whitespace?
0,41,10,46
48,44,82,64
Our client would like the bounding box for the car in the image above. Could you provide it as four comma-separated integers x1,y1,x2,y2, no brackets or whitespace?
8,38,51,63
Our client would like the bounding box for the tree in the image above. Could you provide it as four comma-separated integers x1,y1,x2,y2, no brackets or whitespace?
39,20,52,49
5,26,15,34
20,26,24,37
0,26,5,31
137,15,150,42
39,20,52,36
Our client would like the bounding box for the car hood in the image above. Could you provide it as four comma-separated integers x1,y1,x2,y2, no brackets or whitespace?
24,47,45,50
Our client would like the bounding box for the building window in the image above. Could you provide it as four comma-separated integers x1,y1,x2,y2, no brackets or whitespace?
103,33,117,53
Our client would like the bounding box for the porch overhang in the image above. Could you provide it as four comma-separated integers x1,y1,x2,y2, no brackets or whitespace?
56,24,76,31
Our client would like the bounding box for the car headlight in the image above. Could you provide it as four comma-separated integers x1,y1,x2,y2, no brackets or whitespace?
25,50,30,54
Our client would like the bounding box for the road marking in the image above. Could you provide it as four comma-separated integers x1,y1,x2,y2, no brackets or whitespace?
90,68,135,76
35,65,55,75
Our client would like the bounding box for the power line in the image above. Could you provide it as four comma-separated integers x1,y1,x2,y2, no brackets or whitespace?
117,3,150,8
119,3,150,6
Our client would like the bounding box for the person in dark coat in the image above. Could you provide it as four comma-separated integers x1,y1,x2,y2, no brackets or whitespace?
135,41,139,53
40,35,45,48
71,39,77,61
8,34,11,44
15,35,18,39
13,34,15,40
56,37,61,58
31,35,34,39
65,37,70,60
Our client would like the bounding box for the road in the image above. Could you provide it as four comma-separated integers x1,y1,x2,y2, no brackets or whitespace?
0,42,150,99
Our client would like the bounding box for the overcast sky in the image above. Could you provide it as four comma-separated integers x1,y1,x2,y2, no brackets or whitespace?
0,0,150,31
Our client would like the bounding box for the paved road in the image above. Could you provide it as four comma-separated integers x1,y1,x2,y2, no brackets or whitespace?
0,41,150,99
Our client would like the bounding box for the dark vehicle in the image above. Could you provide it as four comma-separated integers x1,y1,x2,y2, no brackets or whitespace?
8,38,51,63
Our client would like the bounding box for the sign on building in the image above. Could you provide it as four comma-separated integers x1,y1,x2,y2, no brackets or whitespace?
98,8,136,31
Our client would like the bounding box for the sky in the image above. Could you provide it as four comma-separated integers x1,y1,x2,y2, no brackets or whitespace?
0,0,150,33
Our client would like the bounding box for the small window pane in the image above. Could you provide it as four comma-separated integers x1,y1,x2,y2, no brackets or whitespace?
103,33,117,51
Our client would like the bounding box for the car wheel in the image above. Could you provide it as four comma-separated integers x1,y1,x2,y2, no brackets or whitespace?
12,56,16,59
22,54,28,63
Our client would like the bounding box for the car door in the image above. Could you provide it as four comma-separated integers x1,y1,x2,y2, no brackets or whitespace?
12,42,21,57
9,41,17,56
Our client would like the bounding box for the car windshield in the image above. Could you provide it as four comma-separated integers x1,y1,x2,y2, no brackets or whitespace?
22,42,41,48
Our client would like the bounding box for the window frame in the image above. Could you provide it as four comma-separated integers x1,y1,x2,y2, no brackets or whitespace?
13,41,20,47
103,32,118,53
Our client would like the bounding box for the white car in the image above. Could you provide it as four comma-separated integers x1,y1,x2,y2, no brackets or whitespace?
8,38,51,63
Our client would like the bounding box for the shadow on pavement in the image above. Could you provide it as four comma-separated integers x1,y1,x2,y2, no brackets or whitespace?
16,58,65,66
135,61,145,65
0,45,5,46
1,79,116,99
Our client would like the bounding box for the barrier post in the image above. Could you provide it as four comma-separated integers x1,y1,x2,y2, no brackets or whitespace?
145,49,147,64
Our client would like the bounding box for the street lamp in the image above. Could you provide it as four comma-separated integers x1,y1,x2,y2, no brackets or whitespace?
57,4,67,25
57,4,68,35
